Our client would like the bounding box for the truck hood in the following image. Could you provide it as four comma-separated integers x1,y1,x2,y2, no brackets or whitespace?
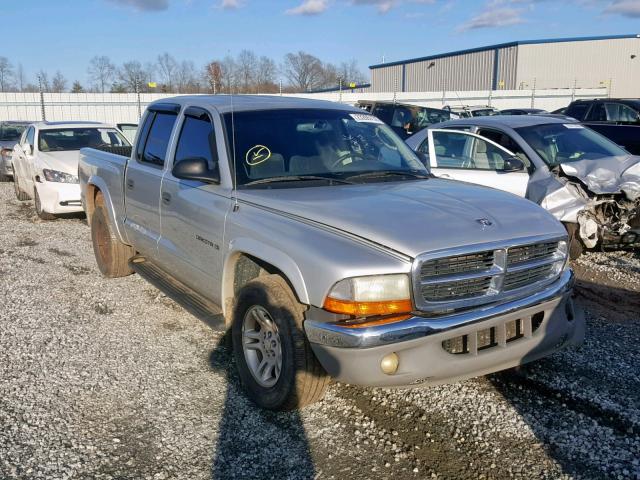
237,179,565,258
558,155,640,201
37,151,81,176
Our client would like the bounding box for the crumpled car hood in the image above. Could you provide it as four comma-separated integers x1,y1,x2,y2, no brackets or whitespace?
559,155,640,201
238,179,565,258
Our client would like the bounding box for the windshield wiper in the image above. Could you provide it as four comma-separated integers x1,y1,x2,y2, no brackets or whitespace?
243,175,353,186
345,170,431,182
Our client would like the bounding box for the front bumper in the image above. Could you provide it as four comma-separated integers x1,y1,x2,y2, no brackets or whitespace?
37,182,83,214
305,269,583,387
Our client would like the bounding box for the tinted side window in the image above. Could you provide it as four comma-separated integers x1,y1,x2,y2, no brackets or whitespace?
477,128,533,170
372,105,394,125
142,113,178,166
174,115,217,170
585,103,607,121
566,103,589,120
136,112,155,160
605,103,640,123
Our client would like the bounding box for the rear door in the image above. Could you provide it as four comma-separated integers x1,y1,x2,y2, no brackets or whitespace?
158,106,231,303
123,103,180,259
422,129,529,197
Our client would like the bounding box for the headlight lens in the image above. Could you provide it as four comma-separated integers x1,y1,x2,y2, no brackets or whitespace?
323,274,412,317
1,148,12,160
42,169,79,184
555,240,569,272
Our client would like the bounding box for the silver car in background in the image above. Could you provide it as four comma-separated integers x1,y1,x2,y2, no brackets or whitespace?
0,121,31,181
406,115,640,257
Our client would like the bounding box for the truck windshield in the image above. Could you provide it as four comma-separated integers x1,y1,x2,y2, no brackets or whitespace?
224,109,428,187
515,123,628,167
38,128,130,152
0,123,27,141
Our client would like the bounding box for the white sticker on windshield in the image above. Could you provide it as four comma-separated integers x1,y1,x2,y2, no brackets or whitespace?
350,113,384,124
564,123,584,129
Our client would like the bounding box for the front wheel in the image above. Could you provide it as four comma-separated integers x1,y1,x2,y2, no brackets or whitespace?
13,172,29,201
34,187,57,220
564,223,584,260
231,274,329,410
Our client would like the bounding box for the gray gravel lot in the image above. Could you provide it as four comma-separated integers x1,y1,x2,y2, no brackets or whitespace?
0,181,639,480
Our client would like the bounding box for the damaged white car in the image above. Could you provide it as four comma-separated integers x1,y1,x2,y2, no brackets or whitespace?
406,115,640,257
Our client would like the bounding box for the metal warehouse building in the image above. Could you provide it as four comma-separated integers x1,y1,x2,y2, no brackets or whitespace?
369,34,640,97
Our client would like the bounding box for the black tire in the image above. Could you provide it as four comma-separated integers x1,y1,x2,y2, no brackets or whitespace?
232,274,330,411
13,173,29,201
34,187,57,220
0,173,9,182
91,193,134,278
564,222,584,260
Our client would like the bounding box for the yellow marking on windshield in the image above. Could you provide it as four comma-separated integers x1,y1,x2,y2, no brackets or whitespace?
245,145,272,166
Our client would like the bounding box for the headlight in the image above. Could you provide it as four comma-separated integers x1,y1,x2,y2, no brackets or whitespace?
323,274,412,317
1,148,12,160
555,240,569,273
42,169,79,184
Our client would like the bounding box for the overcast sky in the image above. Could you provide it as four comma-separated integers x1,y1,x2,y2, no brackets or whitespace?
5,0,639,85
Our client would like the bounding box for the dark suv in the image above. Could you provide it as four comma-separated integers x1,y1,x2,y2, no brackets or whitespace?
565,99,640,155
358,101,457,139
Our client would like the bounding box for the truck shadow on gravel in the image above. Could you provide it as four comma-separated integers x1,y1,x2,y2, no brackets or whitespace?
488,280,640,479
208,331,317,480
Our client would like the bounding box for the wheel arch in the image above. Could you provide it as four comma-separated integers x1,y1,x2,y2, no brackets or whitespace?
222,240,310,324
85,176,128,244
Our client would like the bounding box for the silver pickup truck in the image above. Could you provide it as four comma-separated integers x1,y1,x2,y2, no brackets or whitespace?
79,96,584,411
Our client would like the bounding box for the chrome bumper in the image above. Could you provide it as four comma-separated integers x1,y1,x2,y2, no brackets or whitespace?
305,269,575,349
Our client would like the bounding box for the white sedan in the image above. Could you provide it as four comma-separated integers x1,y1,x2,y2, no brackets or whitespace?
12,122,130,220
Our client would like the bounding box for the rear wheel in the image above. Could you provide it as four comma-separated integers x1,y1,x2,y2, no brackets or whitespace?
91,193,134,278
231,274,330,410
34,187,57,220
13,172,29,201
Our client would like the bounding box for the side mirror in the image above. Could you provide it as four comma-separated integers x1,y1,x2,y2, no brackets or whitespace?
172,157,220,184
501,156,524,172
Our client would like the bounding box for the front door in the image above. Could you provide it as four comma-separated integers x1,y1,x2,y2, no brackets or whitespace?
158,107,230,304
425,129,529,197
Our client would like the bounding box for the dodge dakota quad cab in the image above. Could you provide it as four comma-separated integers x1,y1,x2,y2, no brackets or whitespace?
79,96,583,411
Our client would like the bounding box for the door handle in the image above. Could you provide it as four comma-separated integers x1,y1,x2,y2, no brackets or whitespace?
126,178,134,189
161,192,172,205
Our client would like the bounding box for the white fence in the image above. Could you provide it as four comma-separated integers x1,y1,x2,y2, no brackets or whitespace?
0,88,607,124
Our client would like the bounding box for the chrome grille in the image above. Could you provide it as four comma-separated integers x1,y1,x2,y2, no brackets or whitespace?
421,251,494,278
504,264,555,291
507,241,558,267
413,237,567,313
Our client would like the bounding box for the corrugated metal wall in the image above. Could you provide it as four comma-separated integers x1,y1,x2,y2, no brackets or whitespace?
369,47,519,93
370,65,404,93
495,46,518,90
515,37,640,97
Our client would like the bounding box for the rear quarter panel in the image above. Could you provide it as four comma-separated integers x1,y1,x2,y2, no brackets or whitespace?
79,148,130,244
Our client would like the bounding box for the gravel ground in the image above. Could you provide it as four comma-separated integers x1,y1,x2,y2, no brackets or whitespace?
0,181,639,480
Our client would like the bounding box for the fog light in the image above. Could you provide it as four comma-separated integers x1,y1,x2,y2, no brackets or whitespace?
380,352,399,375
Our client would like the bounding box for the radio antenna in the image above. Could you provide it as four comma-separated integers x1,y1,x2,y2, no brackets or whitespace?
230,88,238,210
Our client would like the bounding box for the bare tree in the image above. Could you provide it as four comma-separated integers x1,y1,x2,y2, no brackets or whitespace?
118,61,150,92
176,60,200,93
157,52,178,92
51,71,67,93
338,59,367,85
236,50,257,93
88,56,116,93
255,56,277,93
204,61,223,93
282,51,326,92
0,57,14,92
16,64,26,92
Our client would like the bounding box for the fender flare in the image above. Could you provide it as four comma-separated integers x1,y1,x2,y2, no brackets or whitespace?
222,237,310,317
86,175,128,245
